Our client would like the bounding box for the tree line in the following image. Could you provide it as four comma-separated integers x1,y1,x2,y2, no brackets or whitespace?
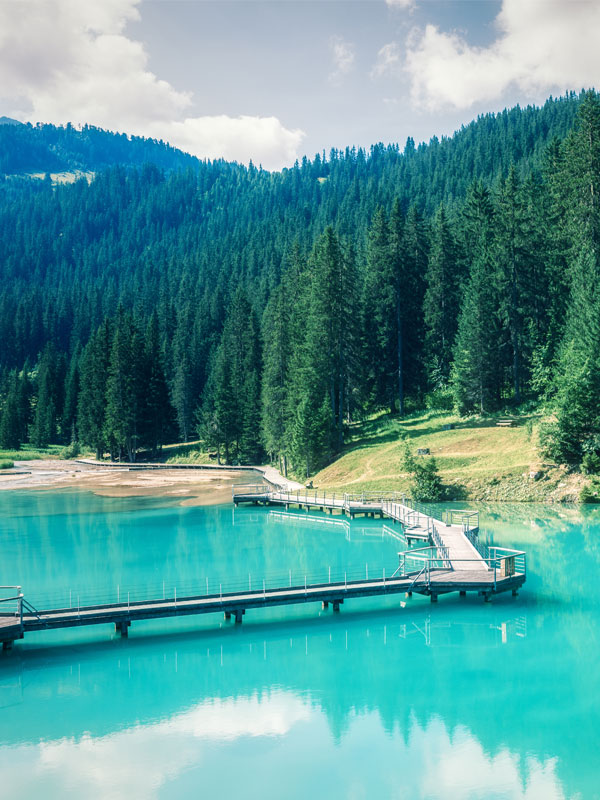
1,91,599,475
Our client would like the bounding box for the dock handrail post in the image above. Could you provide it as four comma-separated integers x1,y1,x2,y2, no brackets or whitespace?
345,572,347,591
304,575,307,594
383,567,385,586
289,569,291,587
263,579,266,598
174,587,176,607
206,577,209,595
329,565,331,583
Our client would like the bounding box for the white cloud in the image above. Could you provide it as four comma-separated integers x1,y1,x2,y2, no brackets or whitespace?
159,116,305,170
329,35,355,85
0,0,304,170
371,42,402,79
405,0,600,111
386,0,416,8
0,699,567,800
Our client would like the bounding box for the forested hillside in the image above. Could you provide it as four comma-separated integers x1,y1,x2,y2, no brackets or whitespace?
0,119,198,176
1,90,598,480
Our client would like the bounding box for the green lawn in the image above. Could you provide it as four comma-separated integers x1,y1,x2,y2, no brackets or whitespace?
311,410,563,500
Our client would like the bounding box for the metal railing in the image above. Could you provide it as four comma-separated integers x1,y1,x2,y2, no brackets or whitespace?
464,526,489,560
18,563,414,615
0,586,23,625
396,548,526,592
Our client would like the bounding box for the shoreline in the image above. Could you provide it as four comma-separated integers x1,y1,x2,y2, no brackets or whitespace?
0,459,302,506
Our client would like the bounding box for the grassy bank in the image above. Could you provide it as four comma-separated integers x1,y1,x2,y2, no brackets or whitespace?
312,411,587,502
0,445,63,462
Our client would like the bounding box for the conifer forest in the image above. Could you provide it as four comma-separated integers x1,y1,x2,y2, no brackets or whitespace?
1,91,600,477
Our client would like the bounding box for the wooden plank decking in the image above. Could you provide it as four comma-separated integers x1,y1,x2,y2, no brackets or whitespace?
0,489,526,650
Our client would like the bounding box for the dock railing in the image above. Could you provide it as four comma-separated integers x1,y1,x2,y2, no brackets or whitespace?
0,586,23,624
233,486,479,530
18,563,420,616
396,547,526,591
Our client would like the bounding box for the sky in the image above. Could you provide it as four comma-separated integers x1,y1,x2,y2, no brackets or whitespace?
1,0,600,170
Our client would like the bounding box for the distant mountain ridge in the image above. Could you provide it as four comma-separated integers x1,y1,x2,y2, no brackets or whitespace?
0,121,199,176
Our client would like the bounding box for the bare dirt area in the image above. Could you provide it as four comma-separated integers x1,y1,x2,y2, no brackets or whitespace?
0,460,250,505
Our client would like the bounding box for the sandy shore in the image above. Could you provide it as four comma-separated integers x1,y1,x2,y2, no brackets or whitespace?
0,460,260,506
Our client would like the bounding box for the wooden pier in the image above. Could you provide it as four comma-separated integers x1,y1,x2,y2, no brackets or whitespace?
0,490,526,650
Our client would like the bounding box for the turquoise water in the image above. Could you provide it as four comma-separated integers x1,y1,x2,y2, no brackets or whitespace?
0,492,598,799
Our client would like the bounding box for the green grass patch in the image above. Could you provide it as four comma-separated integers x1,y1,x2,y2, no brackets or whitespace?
0,460,14,469
165,442,213,464
0,444,63,461
313,409,546,500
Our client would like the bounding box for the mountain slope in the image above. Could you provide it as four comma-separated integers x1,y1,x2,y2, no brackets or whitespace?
0,121,199,176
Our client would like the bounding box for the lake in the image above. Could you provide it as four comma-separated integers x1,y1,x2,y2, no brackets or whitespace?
0,491,598,799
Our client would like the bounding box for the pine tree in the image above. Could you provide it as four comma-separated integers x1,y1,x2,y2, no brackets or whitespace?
399,205,428,405
62,345,81,443
78,319,111,460
103,309,140,462
363,207,395,410
0,372,21,450
32,343,63,447
424,204,461,384
143,313,171,457
203,288,262,464
261,284,291,471
452,183,500,414
545,246,600,465
495,166,530,403
16,362,33,444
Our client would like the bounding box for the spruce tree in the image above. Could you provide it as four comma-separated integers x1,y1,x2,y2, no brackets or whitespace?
0,373,21,450
261,284,291,472
78,319,111,460
424,204,461,384
104,309,140,462
143,313,171,457
32,343,62,447
452,183,500,414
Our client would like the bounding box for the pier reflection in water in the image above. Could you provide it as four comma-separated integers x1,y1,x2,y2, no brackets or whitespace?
0,492,598,799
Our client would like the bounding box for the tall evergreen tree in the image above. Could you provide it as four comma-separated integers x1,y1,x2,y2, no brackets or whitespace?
452,183,500,414
261,283,291,472
424,204,461,384
32,343,63,447
78,319,111,460
0,372,21,450
143,313,172,457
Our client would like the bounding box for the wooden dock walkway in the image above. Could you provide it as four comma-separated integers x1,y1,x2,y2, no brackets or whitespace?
0,490,526,651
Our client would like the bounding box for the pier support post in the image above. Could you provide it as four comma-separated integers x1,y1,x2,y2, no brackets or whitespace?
332,600,343,613
405,591,412,598
459,591,466,597
430,594,438,603
512,589,518,597
224,611,231,621
115,620,131,637
2,640,13,651
234,609,244,624
484,593,492,603
322,601,329,610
